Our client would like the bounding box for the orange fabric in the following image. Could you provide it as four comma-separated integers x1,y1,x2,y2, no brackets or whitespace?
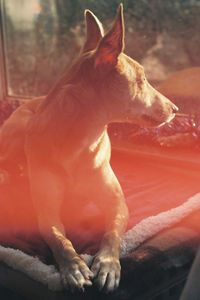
0,147,200,255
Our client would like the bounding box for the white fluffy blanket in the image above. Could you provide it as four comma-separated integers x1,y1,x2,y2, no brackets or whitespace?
0,193,200,291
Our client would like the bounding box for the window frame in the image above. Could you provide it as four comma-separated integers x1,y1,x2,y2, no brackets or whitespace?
0,0,7,101
0,0,30,102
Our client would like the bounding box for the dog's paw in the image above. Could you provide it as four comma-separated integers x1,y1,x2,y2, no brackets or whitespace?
60,256,94,292
91,254,121,292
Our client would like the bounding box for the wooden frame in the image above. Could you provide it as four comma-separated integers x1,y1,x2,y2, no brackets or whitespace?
0,0,7,101
0,0,30,102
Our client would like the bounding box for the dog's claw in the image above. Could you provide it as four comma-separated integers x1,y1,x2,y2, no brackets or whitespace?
60,255,94,292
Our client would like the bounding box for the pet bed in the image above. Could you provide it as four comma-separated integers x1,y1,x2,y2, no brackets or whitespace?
0,102,200,299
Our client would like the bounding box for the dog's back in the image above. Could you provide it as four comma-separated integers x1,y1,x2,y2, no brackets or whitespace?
0,97,46,250
0,97,44,171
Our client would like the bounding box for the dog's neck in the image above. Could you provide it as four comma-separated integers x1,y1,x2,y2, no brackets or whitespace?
35,84,110,153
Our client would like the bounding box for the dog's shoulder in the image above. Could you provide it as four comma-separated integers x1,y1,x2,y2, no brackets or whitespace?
0,96,45,137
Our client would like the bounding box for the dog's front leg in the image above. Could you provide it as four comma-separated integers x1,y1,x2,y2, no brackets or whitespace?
91,168,129,292
51,226,94,291
92,200,128,292
25,145,93,291
28,169,93,291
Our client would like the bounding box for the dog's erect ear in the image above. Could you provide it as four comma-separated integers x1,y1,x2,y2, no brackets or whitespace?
82,10,104,53
94,4,124,69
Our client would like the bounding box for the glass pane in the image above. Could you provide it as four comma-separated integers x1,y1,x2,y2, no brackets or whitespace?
2,0,86,97
2,0,124,97
1,0,200,98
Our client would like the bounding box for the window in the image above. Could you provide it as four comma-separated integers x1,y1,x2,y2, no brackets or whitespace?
0,0,199,102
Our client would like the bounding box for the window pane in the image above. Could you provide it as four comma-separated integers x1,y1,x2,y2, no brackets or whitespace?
2,0,84,97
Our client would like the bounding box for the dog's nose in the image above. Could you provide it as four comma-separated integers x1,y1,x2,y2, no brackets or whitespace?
172,104,179,113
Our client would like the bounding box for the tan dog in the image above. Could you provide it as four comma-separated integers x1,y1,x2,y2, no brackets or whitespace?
0,5,178,292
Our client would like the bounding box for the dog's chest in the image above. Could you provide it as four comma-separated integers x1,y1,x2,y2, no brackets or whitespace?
61,195,106,252
61,129,111,177
59,132,111,242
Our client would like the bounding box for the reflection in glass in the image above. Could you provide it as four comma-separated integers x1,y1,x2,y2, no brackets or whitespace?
1,0,200,97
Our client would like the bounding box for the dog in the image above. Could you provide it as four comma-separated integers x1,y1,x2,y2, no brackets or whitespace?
0,4,178,293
